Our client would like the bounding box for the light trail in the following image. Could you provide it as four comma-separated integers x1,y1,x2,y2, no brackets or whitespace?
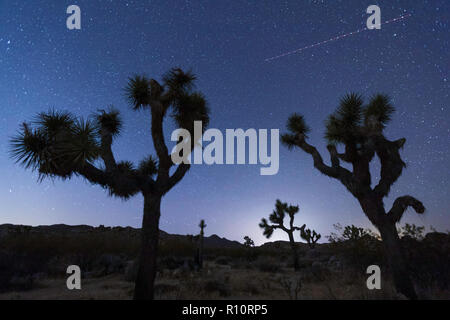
265,13,412,62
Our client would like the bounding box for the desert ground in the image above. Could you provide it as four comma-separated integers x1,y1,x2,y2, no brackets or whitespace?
1,224,448,300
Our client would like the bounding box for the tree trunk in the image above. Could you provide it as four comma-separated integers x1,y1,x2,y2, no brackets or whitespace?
199,235,204,269
378,221,417,300
133,194,162,300
288,232,300,271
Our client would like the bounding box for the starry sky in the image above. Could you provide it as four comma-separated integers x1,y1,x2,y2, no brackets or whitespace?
0,0,448,245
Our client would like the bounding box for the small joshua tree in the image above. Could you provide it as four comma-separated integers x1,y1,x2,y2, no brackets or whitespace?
243,235,255,261
259,199,305,271
10,68,210,300
196,219,206,269
243,236,255,247
282,93,424,299
300,227,321,249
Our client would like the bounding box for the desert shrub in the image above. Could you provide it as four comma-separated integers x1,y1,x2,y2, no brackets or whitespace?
202,279,231,297
154,283,179,296
159,238,196,258
0,250,46,292
243,281,260,295
124,260,138,282
398,223,425,240
215,256,230,265
256,256,281,273
158,256,185,270
327,224,383,269
404,232,450,290
0,231,139,261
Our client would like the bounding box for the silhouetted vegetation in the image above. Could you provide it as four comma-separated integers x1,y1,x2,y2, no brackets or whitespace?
300,227,321,249
259,199,306,271
243,236,255,247
10,68,210,300
195,220,207,269
282,93,425,299
0,223,448,299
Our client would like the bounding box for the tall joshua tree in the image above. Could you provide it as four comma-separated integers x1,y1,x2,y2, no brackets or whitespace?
10,68,210,300
282,93,424,299
197,219,206,269
300,227,321,249
259,199,306,271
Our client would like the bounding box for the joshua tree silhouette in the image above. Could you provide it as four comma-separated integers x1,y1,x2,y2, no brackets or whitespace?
196,219,206,269
282,93,424,299
10,68,210,300
259,199,306,271
300,227,321,249
243,235,255,247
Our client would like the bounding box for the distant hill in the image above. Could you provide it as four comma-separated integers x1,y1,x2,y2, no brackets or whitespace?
0,223,242,249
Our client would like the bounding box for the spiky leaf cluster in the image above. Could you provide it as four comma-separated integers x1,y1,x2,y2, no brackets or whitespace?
124,68,210,144
363,94,394,131
281,113,310,150
172,92,210,135
259,200,300,239
10,110,100,180
163,68,196,93
96,108,122,137
282,93,396,149
124,75,152,110
137,155,158,177
324,93,363,144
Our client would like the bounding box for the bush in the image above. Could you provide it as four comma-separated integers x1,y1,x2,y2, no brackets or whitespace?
215,256,230,265
202,279,231,297
256,256,281,273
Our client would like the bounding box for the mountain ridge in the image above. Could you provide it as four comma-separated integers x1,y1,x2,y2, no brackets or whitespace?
0,223,245,249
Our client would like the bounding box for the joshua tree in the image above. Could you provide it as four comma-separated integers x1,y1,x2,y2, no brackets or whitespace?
243,235,255,247
300,227,321,249
282,93,424,299
259,199,305,271
196,219,206,269
10,68,210,300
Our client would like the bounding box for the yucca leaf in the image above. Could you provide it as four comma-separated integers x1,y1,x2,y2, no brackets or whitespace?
286,113,310,137
124,75,151,110
96,108,122,137
364,94,394,130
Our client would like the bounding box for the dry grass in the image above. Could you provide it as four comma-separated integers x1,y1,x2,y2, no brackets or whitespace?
0,262,424,300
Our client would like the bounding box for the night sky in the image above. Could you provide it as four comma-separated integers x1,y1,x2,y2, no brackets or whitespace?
0,0,448,245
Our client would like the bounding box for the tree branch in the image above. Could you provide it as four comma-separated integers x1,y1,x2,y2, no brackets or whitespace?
164,163,191,193
388,195,425,223
76,163,109,187
99,130,117,172
296,136,340,178
77,163,141,198
296,136,354,185
326,145,341,168
373,137,406,197
149,105,172,178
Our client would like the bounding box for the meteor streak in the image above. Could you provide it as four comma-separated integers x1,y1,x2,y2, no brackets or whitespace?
265,13,411,62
